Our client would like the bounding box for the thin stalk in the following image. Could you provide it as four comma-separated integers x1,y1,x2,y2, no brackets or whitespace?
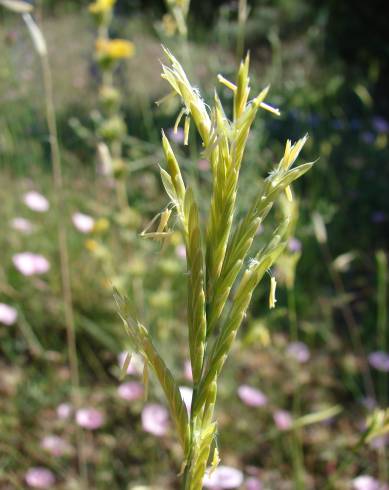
98,29,128,212
287,284,298,342
288,432,305,490
375,250,387,482
320,241,375,400
287,282,305,489
236,0,248,60
39,44,88,489
376,250,387,355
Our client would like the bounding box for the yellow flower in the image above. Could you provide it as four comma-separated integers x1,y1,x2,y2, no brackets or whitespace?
93,217,110,234
85,239,98,252
162,14,177,37
96,38,135,60
89,0,116,14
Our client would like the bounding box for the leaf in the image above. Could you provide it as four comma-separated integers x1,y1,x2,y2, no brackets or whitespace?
115,293,190,452
22,13,47,56
160,167,178,205
0,0,33,13
142,361,149,401
184,188,207,384
120,352,132,380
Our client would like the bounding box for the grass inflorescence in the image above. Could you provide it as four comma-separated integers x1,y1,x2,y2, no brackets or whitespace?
116,47,313,489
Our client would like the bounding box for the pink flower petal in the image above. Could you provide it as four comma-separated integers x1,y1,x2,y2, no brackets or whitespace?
286,341,310,363
72,212,95,234
368,351,389,372
352,475,381,490
179,386,193,413
245,477,263,490
0,303,18,326
141,403,170,437
41,435,71,457
168,127,185,144
203,465,244,489
273,410,293,431
117,381,144,401
13,252,50,276
23,191,49,212
57,403,72,420
33,255,50,274
76,408,104,430
25,467,55,488
175,244,186,260
11,217,33,233
238,385,267,407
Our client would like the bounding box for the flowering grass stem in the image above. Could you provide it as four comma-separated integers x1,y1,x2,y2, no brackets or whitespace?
116,47,313,489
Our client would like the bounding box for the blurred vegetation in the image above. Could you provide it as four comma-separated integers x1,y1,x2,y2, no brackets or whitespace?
0,0,388,489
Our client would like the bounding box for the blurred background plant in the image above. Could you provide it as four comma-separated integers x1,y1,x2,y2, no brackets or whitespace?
0,0,388,488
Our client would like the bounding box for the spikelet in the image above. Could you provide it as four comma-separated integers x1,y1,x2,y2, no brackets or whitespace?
184,189,207,385
114,291,190,452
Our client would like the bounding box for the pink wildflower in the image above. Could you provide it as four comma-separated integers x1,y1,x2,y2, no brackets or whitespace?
117,381,144,401
368,351,389,372
11,217,33,233
25,467,55,488
286,341,310,363
245,477,263,490
238,385,267,407
141,403,170,437
273,410,293,431
179,386,193,413
76,408,104,430
56,403,72,420
0,303,17,326
41,435,71,457
176,244,186,260
72,212,95,233
23,191,49,212
352,475,381,490
13,252,50,276
203,465,244,489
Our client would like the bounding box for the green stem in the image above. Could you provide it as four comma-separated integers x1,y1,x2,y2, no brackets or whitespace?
39,46,88,489
236,0,247,60
287,281,305,489
376,251,388,481
321,242,375,400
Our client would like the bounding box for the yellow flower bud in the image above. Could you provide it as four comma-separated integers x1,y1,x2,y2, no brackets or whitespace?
89,0,116,14
96,38,135,61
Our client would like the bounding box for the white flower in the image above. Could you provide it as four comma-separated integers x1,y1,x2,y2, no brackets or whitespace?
72,212,95,233
141,403,170,437
179,386,193,412
23,191,49,212
203,465,244,489
0,303,18,325
11,217,33,233
13,252,50,276
25,467,55,488
76,408,104,430
56,403,72,420
352,475,381,490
